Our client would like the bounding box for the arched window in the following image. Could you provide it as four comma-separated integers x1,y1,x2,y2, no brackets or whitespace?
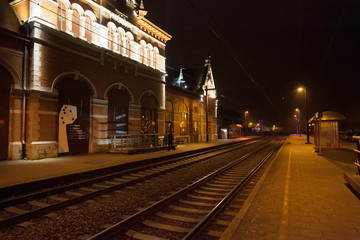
193,106,198,134
179,102,188,135
140,40,146,64
117,28,125,54
108,26,115,51
108,89,130,135
125,32,134,57
57,1,67,32
147,44,153,67
72,9,80,38
153,47,159,69
85,15,92,43
141,94,158,134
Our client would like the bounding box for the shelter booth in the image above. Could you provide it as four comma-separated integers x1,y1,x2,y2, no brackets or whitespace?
228,124,243,139
309,111,346,150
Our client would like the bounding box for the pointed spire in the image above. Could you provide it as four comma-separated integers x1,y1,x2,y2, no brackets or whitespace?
138,0,147,17
204,56,211,67
179,68,184,81
140,0,145,10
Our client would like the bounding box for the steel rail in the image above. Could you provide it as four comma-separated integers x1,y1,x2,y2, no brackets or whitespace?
0,139,258,208
183,139,285,239
0,140,261,229
88,139,280,240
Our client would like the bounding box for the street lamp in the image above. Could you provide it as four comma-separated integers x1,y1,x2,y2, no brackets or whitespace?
244,111,249,136
295,108,301,136
297,87,310,143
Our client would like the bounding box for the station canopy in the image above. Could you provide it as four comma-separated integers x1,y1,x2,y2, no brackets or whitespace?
309,111,346,122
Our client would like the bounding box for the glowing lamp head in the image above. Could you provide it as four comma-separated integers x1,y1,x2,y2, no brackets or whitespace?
297,87,304,92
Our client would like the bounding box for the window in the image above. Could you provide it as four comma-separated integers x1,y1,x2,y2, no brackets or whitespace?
108,27,115,51
57,2,67,32
179,102,188,135
117,31,123,54
141,95,158,134
140,40,147,64
85,15,92,43
193,106,198,133
108,89,130,135
72,10,80,38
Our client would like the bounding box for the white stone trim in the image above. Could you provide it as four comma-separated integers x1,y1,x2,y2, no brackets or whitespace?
31,141,57,145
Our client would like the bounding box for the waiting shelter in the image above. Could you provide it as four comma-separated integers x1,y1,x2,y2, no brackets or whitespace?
309,111,346,150
228,124,243,139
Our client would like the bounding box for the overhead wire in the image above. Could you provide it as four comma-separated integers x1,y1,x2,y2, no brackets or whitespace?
186,0,280,115
315,0,350,77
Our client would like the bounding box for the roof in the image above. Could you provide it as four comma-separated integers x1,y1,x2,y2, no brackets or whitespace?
165,65,209,94
309,111,346,122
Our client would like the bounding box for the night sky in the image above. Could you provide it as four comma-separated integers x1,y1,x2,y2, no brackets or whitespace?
145,0,360,130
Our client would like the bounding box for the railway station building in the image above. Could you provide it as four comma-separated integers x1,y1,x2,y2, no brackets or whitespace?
165,60,218,144
0,0,217,160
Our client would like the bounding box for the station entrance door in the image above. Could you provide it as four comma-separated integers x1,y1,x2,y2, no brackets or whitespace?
58,79,91,155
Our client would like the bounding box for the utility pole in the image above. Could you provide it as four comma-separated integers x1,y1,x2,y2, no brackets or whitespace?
206,85,209,142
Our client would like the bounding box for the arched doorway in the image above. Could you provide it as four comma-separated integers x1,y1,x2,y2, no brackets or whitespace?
141,94,158,134
0,66,12,160
108,88,130,136
58,79,92,155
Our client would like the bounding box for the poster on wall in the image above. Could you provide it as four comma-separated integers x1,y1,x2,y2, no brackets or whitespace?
58,105,77,153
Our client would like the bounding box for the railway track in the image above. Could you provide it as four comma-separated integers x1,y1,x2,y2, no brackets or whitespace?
0,139,261,230
88,138,285,240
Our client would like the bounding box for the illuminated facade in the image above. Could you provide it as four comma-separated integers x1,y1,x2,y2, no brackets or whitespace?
0,0,172,159
165,58,218,143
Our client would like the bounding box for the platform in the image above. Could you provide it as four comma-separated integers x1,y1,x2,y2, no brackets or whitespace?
0,138,247,188
1,135,359,239
224,135,360,240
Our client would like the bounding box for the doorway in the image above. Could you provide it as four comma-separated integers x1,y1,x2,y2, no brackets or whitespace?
0,66,12,160
58,79,92,155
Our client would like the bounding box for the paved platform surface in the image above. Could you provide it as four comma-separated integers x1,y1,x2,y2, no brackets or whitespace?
224,135,360,240
1,135,359,240
0,138,247,188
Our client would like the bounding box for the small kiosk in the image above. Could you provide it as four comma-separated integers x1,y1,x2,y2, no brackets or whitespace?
309,111,346,151
228,124,243,139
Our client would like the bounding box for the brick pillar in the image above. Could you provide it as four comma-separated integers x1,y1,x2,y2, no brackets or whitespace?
26,93,40,159
90,98,108,153
157,108,165,136
128,103,141,134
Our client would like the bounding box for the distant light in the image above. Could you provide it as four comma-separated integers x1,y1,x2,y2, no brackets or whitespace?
297,87,304,92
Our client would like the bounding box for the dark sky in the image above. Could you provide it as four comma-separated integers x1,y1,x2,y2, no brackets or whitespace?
144,0,360,129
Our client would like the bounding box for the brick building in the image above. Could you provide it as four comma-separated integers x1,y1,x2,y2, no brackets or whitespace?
165,59,218,143
1,0,172,159
0,0,217,160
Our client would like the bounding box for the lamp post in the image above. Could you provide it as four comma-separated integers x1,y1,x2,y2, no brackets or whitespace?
295,108,301,136
244,111,249,136
297,87,310,143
